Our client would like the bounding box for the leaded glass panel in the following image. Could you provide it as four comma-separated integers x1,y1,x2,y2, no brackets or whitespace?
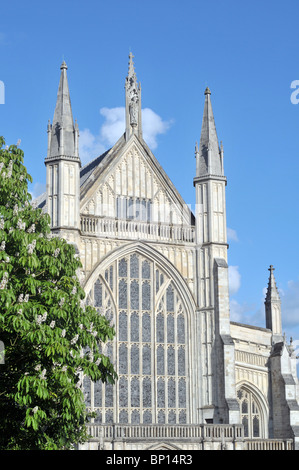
119,344,127,374
131,344,139,375
85,252,189,425
142,260,150,279
105,383,113,408
167,346,175,375
94,280,102,307
179,410,186,424
105,410,113,423
157,378,165,408
143,378,151,408
119,410,128,423
237,386,263,438
168,410,176,424
119,311,127,341
142,313,151,342
157,345,165,375
130,312,139,342
131,377,140,407
179,378,186,408
156,314,164,342
131,410,140,424
119,377,128,407
130,254,139,279
142,345,151,375
167,315,175,343
142,282,151,310
118,258,127,277
130,280,139,310
168,379,176,408
177,315,185,344
158,410,165,424
94,381,102,407
143,410,152,424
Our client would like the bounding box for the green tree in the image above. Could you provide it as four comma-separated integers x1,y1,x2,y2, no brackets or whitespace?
0,137,117,450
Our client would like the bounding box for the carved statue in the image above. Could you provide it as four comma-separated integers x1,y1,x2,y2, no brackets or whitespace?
129,88,139,126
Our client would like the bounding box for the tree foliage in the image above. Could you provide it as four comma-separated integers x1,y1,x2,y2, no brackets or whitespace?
0,137,117,449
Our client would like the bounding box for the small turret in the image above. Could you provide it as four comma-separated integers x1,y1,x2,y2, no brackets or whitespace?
196,87,223,178
46,61,80,161
265,265,283,342
45,61,81,234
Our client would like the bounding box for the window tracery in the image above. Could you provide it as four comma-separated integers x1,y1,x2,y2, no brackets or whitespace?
237,387,262,438
84,252,189,425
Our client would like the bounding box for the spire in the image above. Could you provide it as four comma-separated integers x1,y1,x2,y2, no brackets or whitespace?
196,87,223,178
265,265,281,303
46,61,79,161
125,52,142,140
45,61,81,233
265,265,282,340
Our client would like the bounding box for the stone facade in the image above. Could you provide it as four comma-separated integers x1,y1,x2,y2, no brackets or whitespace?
37,54,299,450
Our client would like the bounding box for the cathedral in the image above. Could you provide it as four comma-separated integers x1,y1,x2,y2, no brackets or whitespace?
36,55,299,450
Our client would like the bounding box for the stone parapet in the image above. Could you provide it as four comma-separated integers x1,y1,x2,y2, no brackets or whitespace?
79,424,293,450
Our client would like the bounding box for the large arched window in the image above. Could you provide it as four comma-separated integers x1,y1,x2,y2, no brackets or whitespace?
237,386,265,438
84,252,190,425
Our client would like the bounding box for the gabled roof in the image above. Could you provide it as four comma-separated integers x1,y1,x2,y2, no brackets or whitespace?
38,55,195,225
80,148,111,187
79,132,195,225
37,131,195,225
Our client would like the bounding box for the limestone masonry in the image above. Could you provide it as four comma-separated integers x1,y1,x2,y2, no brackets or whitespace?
36,54,299,450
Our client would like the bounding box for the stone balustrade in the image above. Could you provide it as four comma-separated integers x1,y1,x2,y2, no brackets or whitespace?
83,424,294,450
245,439,293,450
87,423,243,441
80,216,195,243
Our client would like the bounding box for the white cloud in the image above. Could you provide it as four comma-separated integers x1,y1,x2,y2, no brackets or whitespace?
228,265,265,326
79,128,106,165
229,298,264,326
100,107,126,147
229,298,247,323
142,108,173,150
29,182,46,199
227,227,239,242
79,106,173,164
228,265,241,295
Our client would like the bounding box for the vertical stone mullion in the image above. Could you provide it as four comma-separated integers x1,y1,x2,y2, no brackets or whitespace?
114,259,120,423
164,294,169,423
128,311,132,423
151,259,156,423
90,283,95,419
138,256,143,423
174,295,179,422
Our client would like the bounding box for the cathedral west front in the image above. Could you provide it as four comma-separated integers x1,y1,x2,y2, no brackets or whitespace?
36,54,299,450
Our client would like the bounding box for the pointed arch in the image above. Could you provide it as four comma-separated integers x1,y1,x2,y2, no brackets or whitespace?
84,241,197,315
146,442,182,451
83,241,197,426
236,381,269,439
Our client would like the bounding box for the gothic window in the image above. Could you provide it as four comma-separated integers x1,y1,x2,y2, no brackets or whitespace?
84,253,189,425
116,196,152,222
237,387,262,438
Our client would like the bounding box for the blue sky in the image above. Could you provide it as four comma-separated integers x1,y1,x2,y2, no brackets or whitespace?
1,0,299,350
